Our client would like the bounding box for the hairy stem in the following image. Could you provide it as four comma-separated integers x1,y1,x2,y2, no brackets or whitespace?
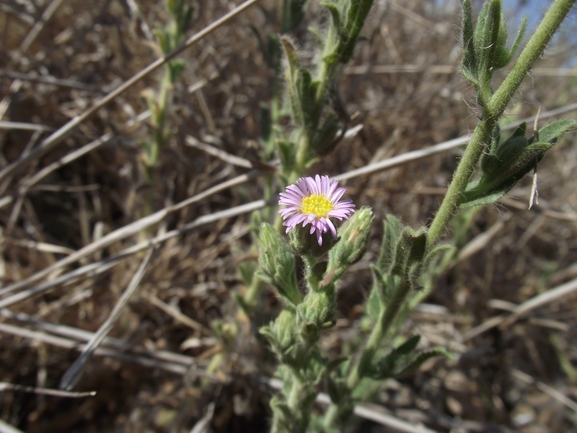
426,0,575,249
489,0,576,118
346,279,411,390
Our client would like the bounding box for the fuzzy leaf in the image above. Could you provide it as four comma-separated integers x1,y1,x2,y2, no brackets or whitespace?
296,68,314,127
323,208,374,287
281,36,305,125
391,226,427,278
259,104,272,145
376,214,404,273
258,223,302,305
423,244,454,268
396,335,421,355
535,119,577,144
367,335,421,380
340,0,374,63
492,6,510,69
281,0,308,33
238,260,257,287
474,0,501,87
506,16,527,66
395,347,453,378
312,112,341,155
462,141,553,208
366,273,382,320
320,0,341,32
309,26,325,49
277,140,296,173
461,0,478,85
168,59,186,82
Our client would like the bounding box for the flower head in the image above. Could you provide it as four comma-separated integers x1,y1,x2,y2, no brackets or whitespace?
278,175,355,245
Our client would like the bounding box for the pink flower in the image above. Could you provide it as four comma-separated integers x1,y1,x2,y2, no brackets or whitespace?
278,175,355,245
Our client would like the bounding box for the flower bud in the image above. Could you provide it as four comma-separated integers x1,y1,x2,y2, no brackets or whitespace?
260,308,298,358
297,290,336,342
289,224,335,258
258,223,302,305
322,207,373,287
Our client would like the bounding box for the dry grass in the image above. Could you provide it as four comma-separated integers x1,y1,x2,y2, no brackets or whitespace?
1,0,577,432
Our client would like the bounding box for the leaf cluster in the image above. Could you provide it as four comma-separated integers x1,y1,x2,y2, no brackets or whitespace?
462,119,577,207
462,0,527,107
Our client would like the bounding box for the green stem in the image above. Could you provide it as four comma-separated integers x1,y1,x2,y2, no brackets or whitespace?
287,368,304,410
426,117,493,248
489,0,576,119
427,0,574,249
323,279,412,430
322,404,340,431
293,133,310,179
292,59,338,179
346,279,411,390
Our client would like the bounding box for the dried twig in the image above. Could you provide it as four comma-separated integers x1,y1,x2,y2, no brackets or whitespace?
0,170,267,298
142,291,210,333
185,135,255,169
0,314,440,431
0,70,103,92
0,197,273,308
59,246,155,390
0,121,52,131
0,382,96,398
511,368,577,412
0,0,260,184
3,104,575,305
463,277,577,341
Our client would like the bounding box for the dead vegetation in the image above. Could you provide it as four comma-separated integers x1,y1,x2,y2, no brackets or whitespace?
1,0,577,432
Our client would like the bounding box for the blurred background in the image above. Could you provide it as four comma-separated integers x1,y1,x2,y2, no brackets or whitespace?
1,0,576,431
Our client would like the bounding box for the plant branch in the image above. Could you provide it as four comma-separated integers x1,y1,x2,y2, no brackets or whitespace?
426,0,575,249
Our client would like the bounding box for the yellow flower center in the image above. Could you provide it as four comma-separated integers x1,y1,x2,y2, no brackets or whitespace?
300,194,334,218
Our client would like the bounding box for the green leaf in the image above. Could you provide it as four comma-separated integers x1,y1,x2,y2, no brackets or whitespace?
258,223,302,305
492,5,510,69
326,376,348,405
366,335,421,380
481,123,528,178
507,16,527,65
260,309,298,360
376,214,404,273
535,119,577,144
391,226,427,278
423,244,454,268
281,36,305,125
296,68,314,127
366,275,382,319
238,259,257,287
311,112,340,155
168,59,186,82
281,0,308,33
250,27,281,70
396,335,421,355
153,29,169,55
395,347,453,378
337,0,375,63
473,0,501,88
493,14,527,69
259,104,272,145
320,0,342,32
323,208,374,287
461,0,478,85
232,292,251,317
308,26,325,49
277,139,296,173
462,140,553,208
